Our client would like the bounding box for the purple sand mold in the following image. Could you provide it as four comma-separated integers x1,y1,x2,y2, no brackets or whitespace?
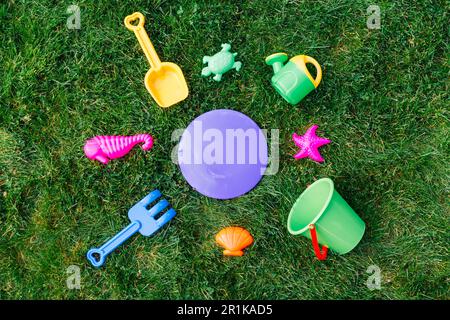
178,109,268,200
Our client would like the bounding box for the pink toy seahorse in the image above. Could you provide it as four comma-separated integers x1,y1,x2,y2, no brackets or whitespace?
84,134,154,164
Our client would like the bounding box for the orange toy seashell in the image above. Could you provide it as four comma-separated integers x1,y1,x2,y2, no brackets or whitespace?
215,227,253,256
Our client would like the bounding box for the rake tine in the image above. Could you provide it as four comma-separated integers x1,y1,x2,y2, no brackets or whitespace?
138,189,161,207
148,199,169,217
156,208,176,228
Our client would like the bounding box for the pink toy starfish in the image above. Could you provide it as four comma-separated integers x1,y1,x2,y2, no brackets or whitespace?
292,125,331,163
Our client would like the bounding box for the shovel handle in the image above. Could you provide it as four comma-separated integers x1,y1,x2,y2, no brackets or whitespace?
124,12,162,69
309,224,328,261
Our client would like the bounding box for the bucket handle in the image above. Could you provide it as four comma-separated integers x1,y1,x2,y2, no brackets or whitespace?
309,224,328,261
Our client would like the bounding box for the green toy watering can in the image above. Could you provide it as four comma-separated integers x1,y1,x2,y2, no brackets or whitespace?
266,53,322,105
287,178,365,260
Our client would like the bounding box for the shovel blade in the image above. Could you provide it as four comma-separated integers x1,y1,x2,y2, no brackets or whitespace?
145,62,189,108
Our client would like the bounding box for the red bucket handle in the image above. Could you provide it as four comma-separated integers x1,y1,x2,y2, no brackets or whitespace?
309,224,328,261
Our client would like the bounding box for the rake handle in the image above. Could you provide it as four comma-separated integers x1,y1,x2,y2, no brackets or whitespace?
87,221,141,267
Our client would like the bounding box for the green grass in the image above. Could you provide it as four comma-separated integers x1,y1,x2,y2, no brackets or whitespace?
0,0,448,299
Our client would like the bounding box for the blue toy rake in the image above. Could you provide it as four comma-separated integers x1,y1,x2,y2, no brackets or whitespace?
87,190,176,267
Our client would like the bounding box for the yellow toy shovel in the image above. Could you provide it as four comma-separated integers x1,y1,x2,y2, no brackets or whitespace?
124,12,189,108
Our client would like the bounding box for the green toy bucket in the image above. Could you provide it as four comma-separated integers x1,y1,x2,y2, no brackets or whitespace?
287,178,365,260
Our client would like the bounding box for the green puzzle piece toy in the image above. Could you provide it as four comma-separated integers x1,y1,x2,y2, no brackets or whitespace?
201,43,242,81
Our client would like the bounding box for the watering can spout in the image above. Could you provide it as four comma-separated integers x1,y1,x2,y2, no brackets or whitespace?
265,53,288,74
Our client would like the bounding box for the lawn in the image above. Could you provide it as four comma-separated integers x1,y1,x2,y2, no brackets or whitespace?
0,0,448,299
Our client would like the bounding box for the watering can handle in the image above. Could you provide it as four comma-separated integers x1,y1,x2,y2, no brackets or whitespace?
124,12,162,69
309,224,328,260
303,56,322,88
